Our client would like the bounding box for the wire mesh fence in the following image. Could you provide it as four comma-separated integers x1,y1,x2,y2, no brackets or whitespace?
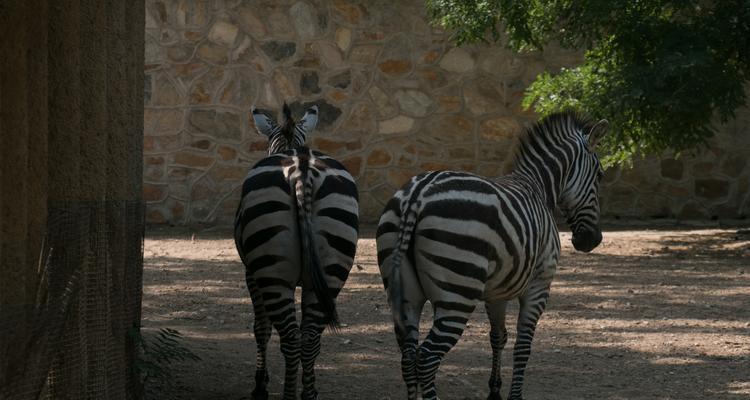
0,200,144,400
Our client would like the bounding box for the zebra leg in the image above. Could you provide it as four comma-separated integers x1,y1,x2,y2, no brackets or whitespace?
508,280,551,400
398,300,425,400
485,300,508,400
299,289,327,400
247,277,272,400
417,305,475,400
264,286,302,400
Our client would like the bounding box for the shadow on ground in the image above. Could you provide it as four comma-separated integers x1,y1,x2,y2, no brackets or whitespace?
142,227,750,400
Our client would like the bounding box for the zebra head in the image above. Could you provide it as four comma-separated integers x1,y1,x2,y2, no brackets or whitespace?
559,118,609,253
251,103,319,155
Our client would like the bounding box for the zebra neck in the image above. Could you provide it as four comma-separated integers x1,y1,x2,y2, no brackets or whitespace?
512,158,566,211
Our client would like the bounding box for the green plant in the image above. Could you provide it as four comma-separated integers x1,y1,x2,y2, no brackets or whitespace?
426,0,750,166
129,326,201,398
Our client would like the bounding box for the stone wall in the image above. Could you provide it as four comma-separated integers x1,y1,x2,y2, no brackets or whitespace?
144,0,750,225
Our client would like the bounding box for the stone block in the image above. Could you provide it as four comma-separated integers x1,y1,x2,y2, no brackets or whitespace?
367,148,392,167
379,115,414,134
144,183,169,202
328,70,351,89
144,109,184,136
480,117,520,142
463,76,506,115
394,89,433,117
173,151,214,168
209,164,249,181
260,41,296,61
290,2,319,39
660,158,684,180
217,146,237,161
439,47,475,73
332,0,366,24
237,6,267,38
208,20,239,47
300,71,321,95
695,179,730,200
188,109,243,141
422,114,475,144
335,27,352,51
341,156,362,177
350,45,381,64
197,42,229,64
721,154,747,177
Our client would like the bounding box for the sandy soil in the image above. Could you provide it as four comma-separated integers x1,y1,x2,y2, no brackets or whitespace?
142,225,750,400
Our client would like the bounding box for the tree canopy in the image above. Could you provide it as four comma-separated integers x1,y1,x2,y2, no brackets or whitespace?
427,0,750,165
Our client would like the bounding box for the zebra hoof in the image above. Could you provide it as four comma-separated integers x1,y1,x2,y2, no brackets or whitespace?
487,392,503,400
300,390,319,400
251,389,268,400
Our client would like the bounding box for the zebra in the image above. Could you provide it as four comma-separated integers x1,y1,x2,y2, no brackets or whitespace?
376,111,608,400
234,103,359,400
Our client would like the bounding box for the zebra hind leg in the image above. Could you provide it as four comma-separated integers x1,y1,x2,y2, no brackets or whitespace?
417,305,475,400
508,280,551,400
485,300,508,400
397,301,426,400
299,290,328,400
247,278,272,400
264,286,301,400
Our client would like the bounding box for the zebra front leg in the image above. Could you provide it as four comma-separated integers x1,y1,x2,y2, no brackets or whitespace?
417,305,475,400
508,280,551,400
247,278,272,400
300,290,328,400
485,300,508,400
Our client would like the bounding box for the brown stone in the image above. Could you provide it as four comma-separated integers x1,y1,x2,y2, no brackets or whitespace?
173,151,214,168
695,179,730,199
314,138,357,154
480,117,521,142
367,148,392,167
152,74,182,105
197,42,228,64
190,139,212,150
188,109,242,141
387,169,417,187
448,147,475,159
217,146,237,161
327,89,349,103
420,162,451,171
145,156,165,165
144,183,168,202
721,154,747,177
146,208,167,224
169,199,186,221
209,164,248,181
333,0,366,24
372,184,398,204
191,176,219,200
144,108,184,136
248,140,268,152
378,60,411,76
463,76,506,115
341,156,362,177
679,202,708,219
691,161,716,177
349,45,381,64
423,114,475,144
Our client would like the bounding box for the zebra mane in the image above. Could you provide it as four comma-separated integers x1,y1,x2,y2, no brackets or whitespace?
514,111,596,161
513,110,597,208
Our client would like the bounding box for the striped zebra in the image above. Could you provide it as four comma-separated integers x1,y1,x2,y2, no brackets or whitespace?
234,104,359,400
376,112,608,400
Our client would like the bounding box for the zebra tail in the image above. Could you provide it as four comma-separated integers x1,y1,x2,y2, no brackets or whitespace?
294,170,340,331
387,201,419,336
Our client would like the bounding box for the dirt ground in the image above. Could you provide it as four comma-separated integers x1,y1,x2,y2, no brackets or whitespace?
142,224,750,400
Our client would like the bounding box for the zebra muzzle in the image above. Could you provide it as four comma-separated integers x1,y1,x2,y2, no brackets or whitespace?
572,228,602,252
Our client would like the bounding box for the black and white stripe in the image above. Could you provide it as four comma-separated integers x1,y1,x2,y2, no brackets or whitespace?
376,112,608,400
234,104,359,400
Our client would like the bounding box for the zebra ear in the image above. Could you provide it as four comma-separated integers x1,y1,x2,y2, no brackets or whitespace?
251,106,278,137
296,105,319,136
586,119,609,149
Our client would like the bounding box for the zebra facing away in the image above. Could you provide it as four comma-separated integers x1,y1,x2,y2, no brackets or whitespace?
234,104,359,400
376,112,608,400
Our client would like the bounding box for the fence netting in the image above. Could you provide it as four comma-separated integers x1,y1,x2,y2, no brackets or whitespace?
0,201,144,400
